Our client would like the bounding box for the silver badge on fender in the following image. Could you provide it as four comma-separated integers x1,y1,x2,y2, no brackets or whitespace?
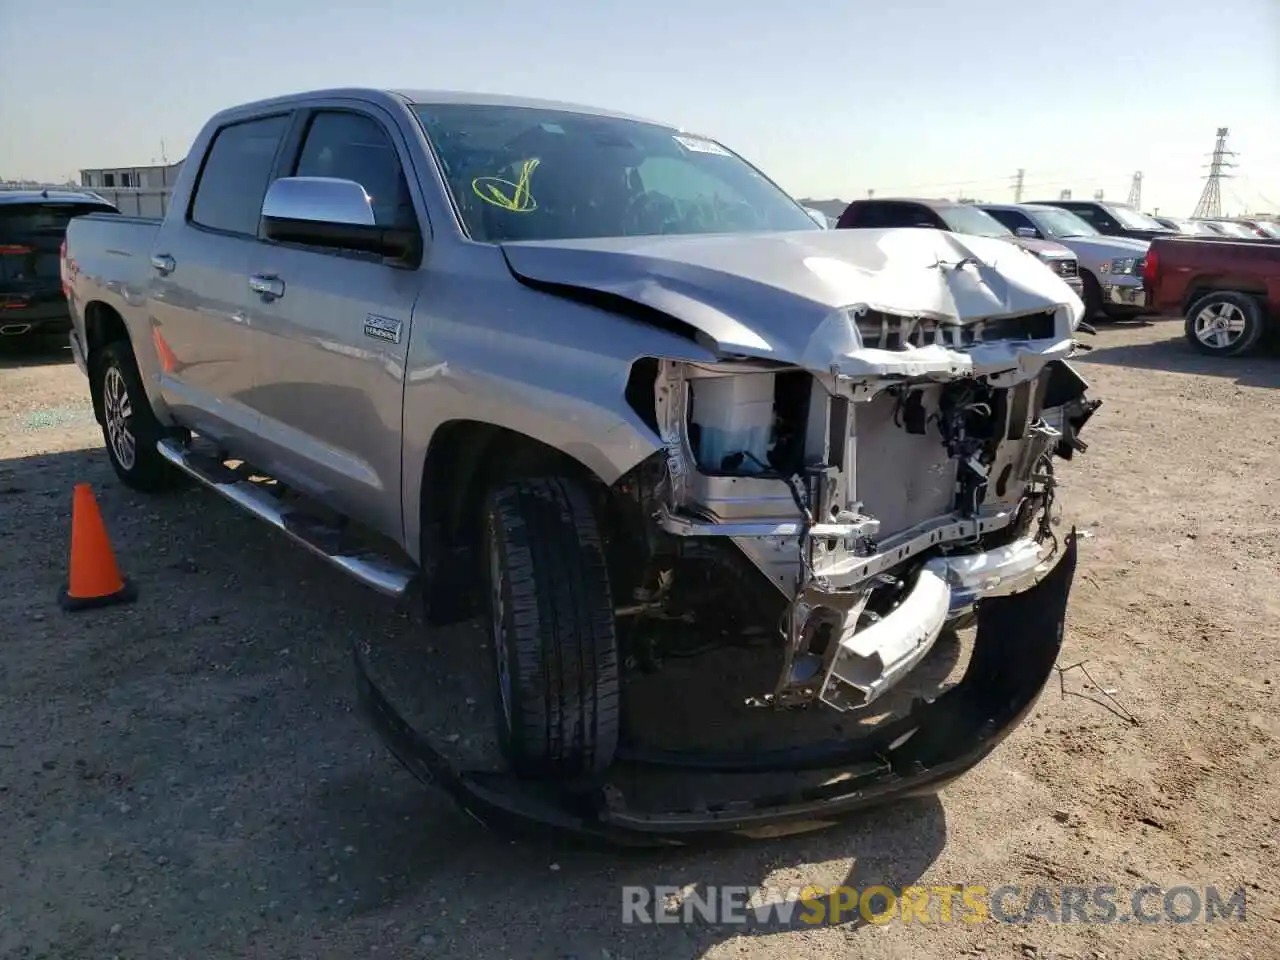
363,314,402,344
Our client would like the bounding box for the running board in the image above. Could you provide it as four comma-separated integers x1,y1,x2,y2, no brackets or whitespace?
156,438,416,598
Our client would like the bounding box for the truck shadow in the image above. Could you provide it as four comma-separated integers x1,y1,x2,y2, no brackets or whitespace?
1078,332,1280,388
0,444,949,959
0,336,74,369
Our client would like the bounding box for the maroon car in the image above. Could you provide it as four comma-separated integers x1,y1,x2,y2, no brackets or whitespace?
836,197,1085,301
1144,234,1280,356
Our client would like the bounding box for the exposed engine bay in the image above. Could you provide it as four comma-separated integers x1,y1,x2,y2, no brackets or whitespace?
610,304,1100,714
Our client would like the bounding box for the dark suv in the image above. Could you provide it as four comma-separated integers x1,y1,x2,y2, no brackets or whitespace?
1,190,118,344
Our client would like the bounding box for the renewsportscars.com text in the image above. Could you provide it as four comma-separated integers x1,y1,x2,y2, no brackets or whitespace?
621,883,1249,926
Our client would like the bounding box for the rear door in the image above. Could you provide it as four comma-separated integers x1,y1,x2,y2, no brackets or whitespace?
0,200,114,334
241,102,427,541
147,113,292,449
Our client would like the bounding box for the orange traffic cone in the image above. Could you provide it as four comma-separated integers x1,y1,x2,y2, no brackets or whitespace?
58,483,137,611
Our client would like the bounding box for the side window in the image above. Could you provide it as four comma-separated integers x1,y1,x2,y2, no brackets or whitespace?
987,208,1034,234
293,111,416,230
1069,205,1104,227
837,202,879,228
880,203,937,229
190,115,290,236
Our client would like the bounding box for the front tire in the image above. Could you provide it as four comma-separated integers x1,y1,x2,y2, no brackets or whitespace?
1080,271,1104,321
1184,291,1266,357
482,476,620,780
92,341,181,492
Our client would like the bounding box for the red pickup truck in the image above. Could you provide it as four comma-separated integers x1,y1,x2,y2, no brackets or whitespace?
1143,235,1280,356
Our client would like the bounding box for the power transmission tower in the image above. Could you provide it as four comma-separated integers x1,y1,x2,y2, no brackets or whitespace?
1059,189,1072,200
1191,127,1235,220
1127,171,1143,209
1093,189,1105,201
1013,169,1025,202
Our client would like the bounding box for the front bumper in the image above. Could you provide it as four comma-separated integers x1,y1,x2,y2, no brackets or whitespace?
1102,280,1148,308
355,532,1079,846
820,536,1052,710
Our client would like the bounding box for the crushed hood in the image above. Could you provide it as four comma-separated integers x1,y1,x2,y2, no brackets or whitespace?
501,228,1081,367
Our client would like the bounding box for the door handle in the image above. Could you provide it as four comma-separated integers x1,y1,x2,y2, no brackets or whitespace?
248,274,285,301
150,253,176,275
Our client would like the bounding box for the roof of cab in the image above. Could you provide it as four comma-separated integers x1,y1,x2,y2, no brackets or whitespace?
206,86,670,129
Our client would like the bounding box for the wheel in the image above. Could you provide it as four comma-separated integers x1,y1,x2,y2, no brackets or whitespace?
92,340,182,492
482,476,620,780
1079,271,1104,321
1184,291,1266,357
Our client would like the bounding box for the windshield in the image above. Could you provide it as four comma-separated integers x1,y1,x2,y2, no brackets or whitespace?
412,103,820,243
1254,220,1280,238
1106,203,1170,231
937,203,1013,238
0,202,112,285
1031,207,1100,238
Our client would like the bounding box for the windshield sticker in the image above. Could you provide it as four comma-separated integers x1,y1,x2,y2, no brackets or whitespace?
673,135,731,156
472,157,541,213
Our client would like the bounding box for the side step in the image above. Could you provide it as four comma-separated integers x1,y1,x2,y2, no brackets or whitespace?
156,438,417,598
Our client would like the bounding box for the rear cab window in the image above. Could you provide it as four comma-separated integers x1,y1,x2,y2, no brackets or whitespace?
189,115,291,236
1,202,115,287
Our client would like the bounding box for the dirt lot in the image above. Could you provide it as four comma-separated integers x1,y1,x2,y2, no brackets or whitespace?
1,322,1277,960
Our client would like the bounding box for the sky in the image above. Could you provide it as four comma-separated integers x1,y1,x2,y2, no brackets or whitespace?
2,0,1278,217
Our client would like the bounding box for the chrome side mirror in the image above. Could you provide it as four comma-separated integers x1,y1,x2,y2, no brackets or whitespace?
261,176,376,227
1015,226,1038,239
260,177,420,265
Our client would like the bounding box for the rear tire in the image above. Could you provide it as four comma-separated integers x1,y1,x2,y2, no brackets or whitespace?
1184,291,1266,357
92,341,182,493
482,476,620,780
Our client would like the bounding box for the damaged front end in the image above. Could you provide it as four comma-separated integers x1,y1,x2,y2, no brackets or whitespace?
358,236,1100,845
619,297,1098,718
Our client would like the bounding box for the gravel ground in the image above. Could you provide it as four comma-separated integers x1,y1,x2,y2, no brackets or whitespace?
1,322,1277,960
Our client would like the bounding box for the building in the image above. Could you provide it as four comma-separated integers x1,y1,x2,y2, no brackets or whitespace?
80,160,183,191
79,160,184,218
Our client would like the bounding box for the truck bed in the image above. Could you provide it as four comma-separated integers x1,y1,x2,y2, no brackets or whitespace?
1145,235,1280,317
62,212,163,360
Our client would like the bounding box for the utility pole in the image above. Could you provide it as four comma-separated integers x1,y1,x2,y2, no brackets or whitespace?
1192,127,1235,220
1013,169,1025,202
1127,171,1142,209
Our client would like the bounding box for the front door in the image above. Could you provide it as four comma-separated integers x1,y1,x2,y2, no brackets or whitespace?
241,104,426,542
148,113,292,449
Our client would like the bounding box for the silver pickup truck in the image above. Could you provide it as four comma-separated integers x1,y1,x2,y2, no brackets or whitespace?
979,203,1151,320
62,88,1097,841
